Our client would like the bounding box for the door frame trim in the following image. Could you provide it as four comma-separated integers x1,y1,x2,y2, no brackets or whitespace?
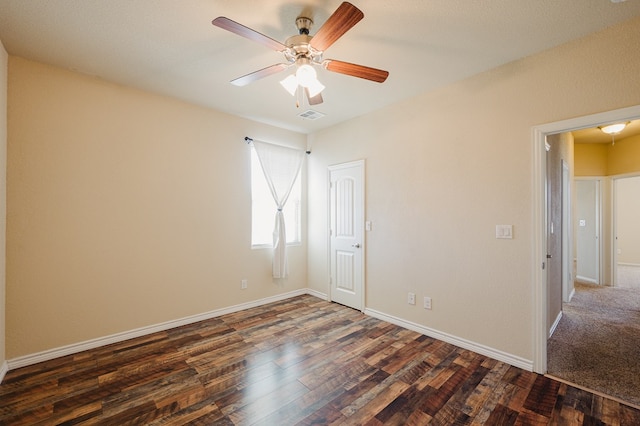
561,160,572,303
532,104,640,374
327,159,366,311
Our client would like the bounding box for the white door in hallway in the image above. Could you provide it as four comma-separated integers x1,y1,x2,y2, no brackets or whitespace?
575,179,600,284
614,175,640,288
329,160,364,310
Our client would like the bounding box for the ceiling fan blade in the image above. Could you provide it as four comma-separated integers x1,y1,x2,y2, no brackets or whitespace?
212,17,288,52
305,89,324,105
230,63,290,86
325,60,389,83
310,2,364,52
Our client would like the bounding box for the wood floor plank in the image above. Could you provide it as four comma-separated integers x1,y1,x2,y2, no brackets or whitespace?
464,362,513,422
1,294,639,425
225,379,309,424
523,374,562,417
483,403,519,425
253,372,352,426
341,380,410,425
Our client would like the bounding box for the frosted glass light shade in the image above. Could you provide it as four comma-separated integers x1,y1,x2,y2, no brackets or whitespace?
306,79,325,98
295,64,317,88
280,75,298,96
599,123,627,135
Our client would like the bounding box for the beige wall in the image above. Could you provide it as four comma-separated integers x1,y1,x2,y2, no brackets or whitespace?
308,17,640,361
7,57,307,358
0,40,7,370
5,16,640,367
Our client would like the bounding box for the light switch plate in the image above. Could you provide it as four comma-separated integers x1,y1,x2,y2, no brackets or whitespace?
496,225,513,239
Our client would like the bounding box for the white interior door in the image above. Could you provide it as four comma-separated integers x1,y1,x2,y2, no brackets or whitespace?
575,179,600,284
329,160,364,310
614,175,640,288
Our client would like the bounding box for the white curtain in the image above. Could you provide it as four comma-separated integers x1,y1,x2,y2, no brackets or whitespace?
252,140,305,278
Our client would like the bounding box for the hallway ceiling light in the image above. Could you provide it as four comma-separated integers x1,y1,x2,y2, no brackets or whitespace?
598,122,628,135
598,122,629,146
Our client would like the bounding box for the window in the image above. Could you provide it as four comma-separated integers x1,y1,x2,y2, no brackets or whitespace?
251,147,301,247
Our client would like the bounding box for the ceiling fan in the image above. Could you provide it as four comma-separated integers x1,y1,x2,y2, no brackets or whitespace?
212,2,389,106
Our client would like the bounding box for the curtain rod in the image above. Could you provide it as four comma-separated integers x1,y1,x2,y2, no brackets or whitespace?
245,136,311,155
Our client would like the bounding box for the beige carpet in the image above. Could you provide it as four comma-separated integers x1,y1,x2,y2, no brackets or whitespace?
547,282,640,407
617,264,640,289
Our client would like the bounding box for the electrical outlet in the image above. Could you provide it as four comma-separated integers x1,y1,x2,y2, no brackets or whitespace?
241,279,247,289
407,292,416,305
423,296,432,310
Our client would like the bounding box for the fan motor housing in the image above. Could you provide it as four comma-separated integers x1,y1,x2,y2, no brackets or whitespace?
295,17,313,34
285,34,319,62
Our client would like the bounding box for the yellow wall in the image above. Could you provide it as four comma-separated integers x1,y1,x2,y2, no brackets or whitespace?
0,40,7,371
574,143,608,176
307,17,640,361
609,135,640,176
575,135,640,177
7,57,307,358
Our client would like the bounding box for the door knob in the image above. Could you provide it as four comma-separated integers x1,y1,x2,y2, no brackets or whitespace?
352,243,361,248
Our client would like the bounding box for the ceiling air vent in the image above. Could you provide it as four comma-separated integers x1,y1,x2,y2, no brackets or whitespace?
298,109,325,120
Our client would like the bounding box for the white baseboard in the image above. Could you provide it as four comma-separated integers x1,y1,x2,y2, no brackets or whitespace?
618,262,640,268
306,288,328,300
4,288,533,381
0,360,7,383
576,275,597,284
548,311,563,338
364,308,534,372
6,289,308,371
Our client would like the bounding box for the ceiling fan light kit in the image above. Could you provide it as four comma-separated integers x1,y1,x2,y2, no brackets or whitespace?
212,2,389,107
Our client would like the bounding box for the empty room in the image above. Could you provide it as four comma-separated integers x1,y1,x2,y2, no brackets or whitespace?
1,1,640,424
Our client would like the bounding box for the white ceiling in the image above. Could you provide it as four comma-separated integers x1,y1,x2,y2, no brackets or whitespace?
1,0,640,134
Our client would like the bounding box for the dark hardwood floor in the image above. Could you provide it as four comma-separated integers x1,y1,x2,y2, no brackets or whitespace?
1,295,639,425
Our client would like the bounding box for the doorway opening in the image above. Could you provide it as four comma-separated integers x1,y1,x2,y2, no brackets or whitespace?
543,118,640,405
532,104,640,374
